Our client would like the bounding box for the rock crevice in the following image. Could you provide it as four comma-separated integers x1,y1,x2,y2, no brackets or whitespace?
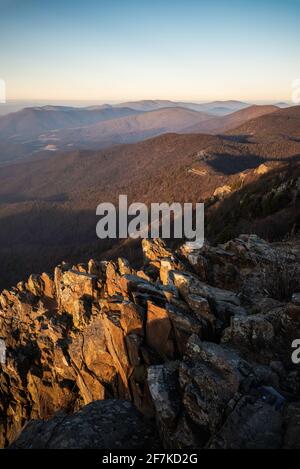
0,235,299,448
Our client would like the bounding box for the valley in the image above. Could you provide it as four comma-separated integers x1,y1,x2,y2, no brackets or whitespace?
0,103,299,290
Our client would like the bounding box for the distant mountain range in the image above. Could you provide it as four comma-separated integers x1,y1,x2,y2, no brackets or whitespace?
44,104,281,151
0,100,288,163
227,104,300,141
114,99,250,114
41,107,214,150
0,105,141,140
184,104,279,134
0,99,250,141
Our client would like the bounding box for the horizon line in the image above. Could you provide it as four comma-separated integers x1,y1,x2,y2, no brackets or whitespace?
1,97,292,104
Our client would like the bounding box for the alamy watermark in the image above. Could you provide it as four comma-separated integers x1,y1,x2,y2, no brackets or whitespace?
0,339,6,365
291,339,300,365
0,79,6,103
291,79,300,104
96,195,204,249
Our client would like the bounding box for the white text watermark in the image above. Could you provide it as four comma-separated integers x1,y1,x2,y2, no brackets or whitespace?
291,339,300,364
0,79,6,103
96,195,204,249
291,79,300,104
0,339,6,365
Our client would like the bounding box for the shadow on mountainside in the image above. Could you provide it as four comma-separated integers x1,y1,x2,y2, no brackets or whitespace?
0,158,299,291
0,207,115,290
204,151,300,175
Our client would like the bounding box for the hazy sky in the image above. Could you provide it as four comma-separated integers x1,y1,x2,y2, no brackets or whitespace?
0,0,299,102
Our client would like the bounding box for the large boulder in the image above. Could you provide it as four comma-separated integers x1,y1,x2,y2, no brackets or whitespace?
179,335,254,438
10,400,159,449
208,395,283,449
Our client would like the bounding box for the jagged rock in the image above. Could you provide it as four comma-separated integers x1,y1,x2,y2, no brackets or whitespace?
68,316,112,402
10,400,159,449
184,294,215,329
147,362,181,448
222,234,280,264
159,259,174,285
222,302,300,368
170,270,240,306
142,238,174,266
222,314,275,350
99,300,145,401
104,261,125,297
179,246,209,281
147,334,258,448
166,303,202,354
179,335,254,437
27,272,54,298
0,339,6,366
142,238,186,277
292,292,300,306
181,234,297,296
118,257,133,275
0,265,151,445
213,185,232,198
0,235,299,448
283,402,300,449
146,301,174,358
255,163,269,175
55,266,97,314
170,270,245,332
208,395,282,449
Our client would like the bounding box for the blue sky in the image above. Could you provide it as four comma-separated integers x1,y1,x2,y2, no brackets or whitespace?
0,0,299,101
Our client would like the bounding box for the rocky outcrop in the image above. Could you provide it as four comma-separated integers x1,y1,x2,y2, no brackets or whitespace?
213,185,232,198
10,400,159,449
0,235,300,448
208,395,283,449
255,163,269,175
